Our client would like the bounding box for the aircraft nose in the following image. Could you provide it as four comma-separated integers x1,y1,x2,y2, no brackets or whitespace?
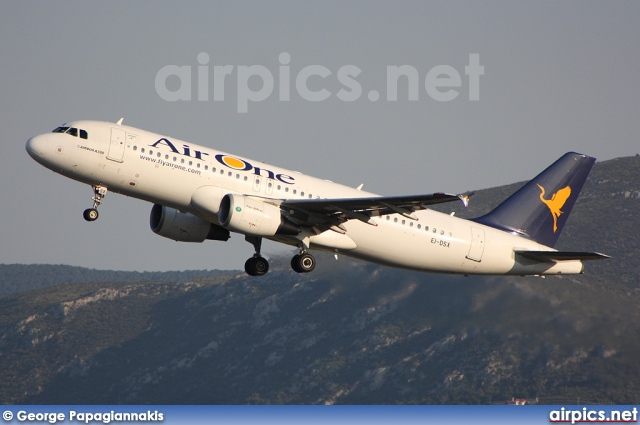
26,134,48,159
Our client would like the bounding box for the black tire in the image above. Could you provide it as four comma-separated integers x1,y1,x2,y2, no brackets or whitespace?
83,208,99,222
245,256,269,276
291,253,315,273
291,255,303,273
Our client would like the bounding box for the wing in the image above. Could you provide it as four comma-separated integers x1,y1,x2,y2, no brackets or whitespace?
278,192,471,233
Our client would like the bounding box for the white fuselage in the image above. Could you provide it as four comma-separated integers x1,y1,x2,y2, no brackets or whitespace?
26,120,583,275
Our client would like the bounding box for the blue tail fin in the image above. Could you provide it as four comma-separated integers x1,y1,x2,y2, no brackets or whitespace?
473,152,595,247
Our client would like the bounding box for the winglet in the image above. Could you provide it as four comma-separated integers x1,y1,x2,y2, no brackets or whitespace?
458,192,474,207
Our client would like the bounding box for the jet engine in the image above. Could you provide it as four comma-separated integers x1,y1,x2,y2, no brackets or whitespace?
218,194,299,237
150,204,230,242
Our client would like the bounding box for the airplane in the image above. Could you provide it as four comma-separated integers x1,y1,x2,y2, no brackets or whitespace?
25,119,608,277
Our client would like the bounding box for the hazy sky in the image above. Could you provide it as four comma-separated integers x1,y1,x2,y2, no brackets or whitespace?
2,2,639,271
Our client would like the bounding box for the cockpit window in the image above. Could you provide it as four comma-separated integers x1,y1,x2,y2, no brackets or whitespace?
52,126,88,139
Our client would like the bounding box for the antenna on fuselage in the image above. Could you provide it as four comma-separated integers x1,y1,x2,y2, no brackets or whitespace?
116,118,124,125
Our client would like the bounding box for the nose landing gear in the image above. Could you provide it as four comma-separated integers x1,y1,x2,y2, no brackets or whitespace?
83,185,108,222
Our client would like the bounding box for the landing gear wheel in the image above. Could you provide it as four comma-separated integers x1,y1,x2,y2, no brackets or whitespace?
245,256,269,276
83,208,99,222
291,253,316,273
83,185,107,222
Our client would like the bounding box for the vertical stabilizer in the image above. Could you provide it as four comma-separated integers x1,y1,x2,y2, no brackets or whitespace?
473,152,595,247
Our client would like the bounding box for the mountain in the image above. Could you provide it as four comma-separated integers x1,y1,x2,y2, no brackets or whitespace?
0,265,234,298
0,155,638,404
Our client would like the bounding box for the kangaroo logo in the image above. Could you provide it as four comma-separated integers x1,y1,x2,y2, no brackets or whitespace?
537,184,571,232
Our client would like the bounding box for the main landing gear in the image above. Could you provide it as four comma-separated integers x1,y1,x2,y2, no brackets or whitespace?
244,236,269,276
243,236,316,276
291,252,316,273
83,185,107,222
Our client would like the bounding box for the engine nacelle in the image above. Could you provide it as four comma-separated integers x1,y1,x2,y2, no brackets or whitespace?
218,194,299,237
150,204,230,243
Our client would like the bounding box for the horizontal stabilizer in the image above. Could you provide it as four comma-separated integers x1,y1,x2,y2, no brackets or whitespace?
515,250,610,262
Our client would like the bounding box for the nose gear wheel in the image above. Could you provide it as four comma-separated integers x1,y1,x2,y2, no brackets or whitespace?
83,185,108,222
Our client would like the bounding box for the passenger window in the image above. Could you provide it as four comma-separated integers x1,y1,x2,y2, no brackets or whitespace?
133,146,138,151
80,129,88,139
157,152,161,158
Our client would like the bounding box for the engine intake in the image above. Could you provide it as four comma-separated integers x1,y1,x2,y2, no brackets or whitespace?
218,194,299,237
150,204,230,242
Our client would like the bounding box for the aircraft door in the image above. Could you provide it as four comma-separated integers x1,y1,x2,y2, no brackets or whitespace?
107,127,126,162
466,226,485,262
